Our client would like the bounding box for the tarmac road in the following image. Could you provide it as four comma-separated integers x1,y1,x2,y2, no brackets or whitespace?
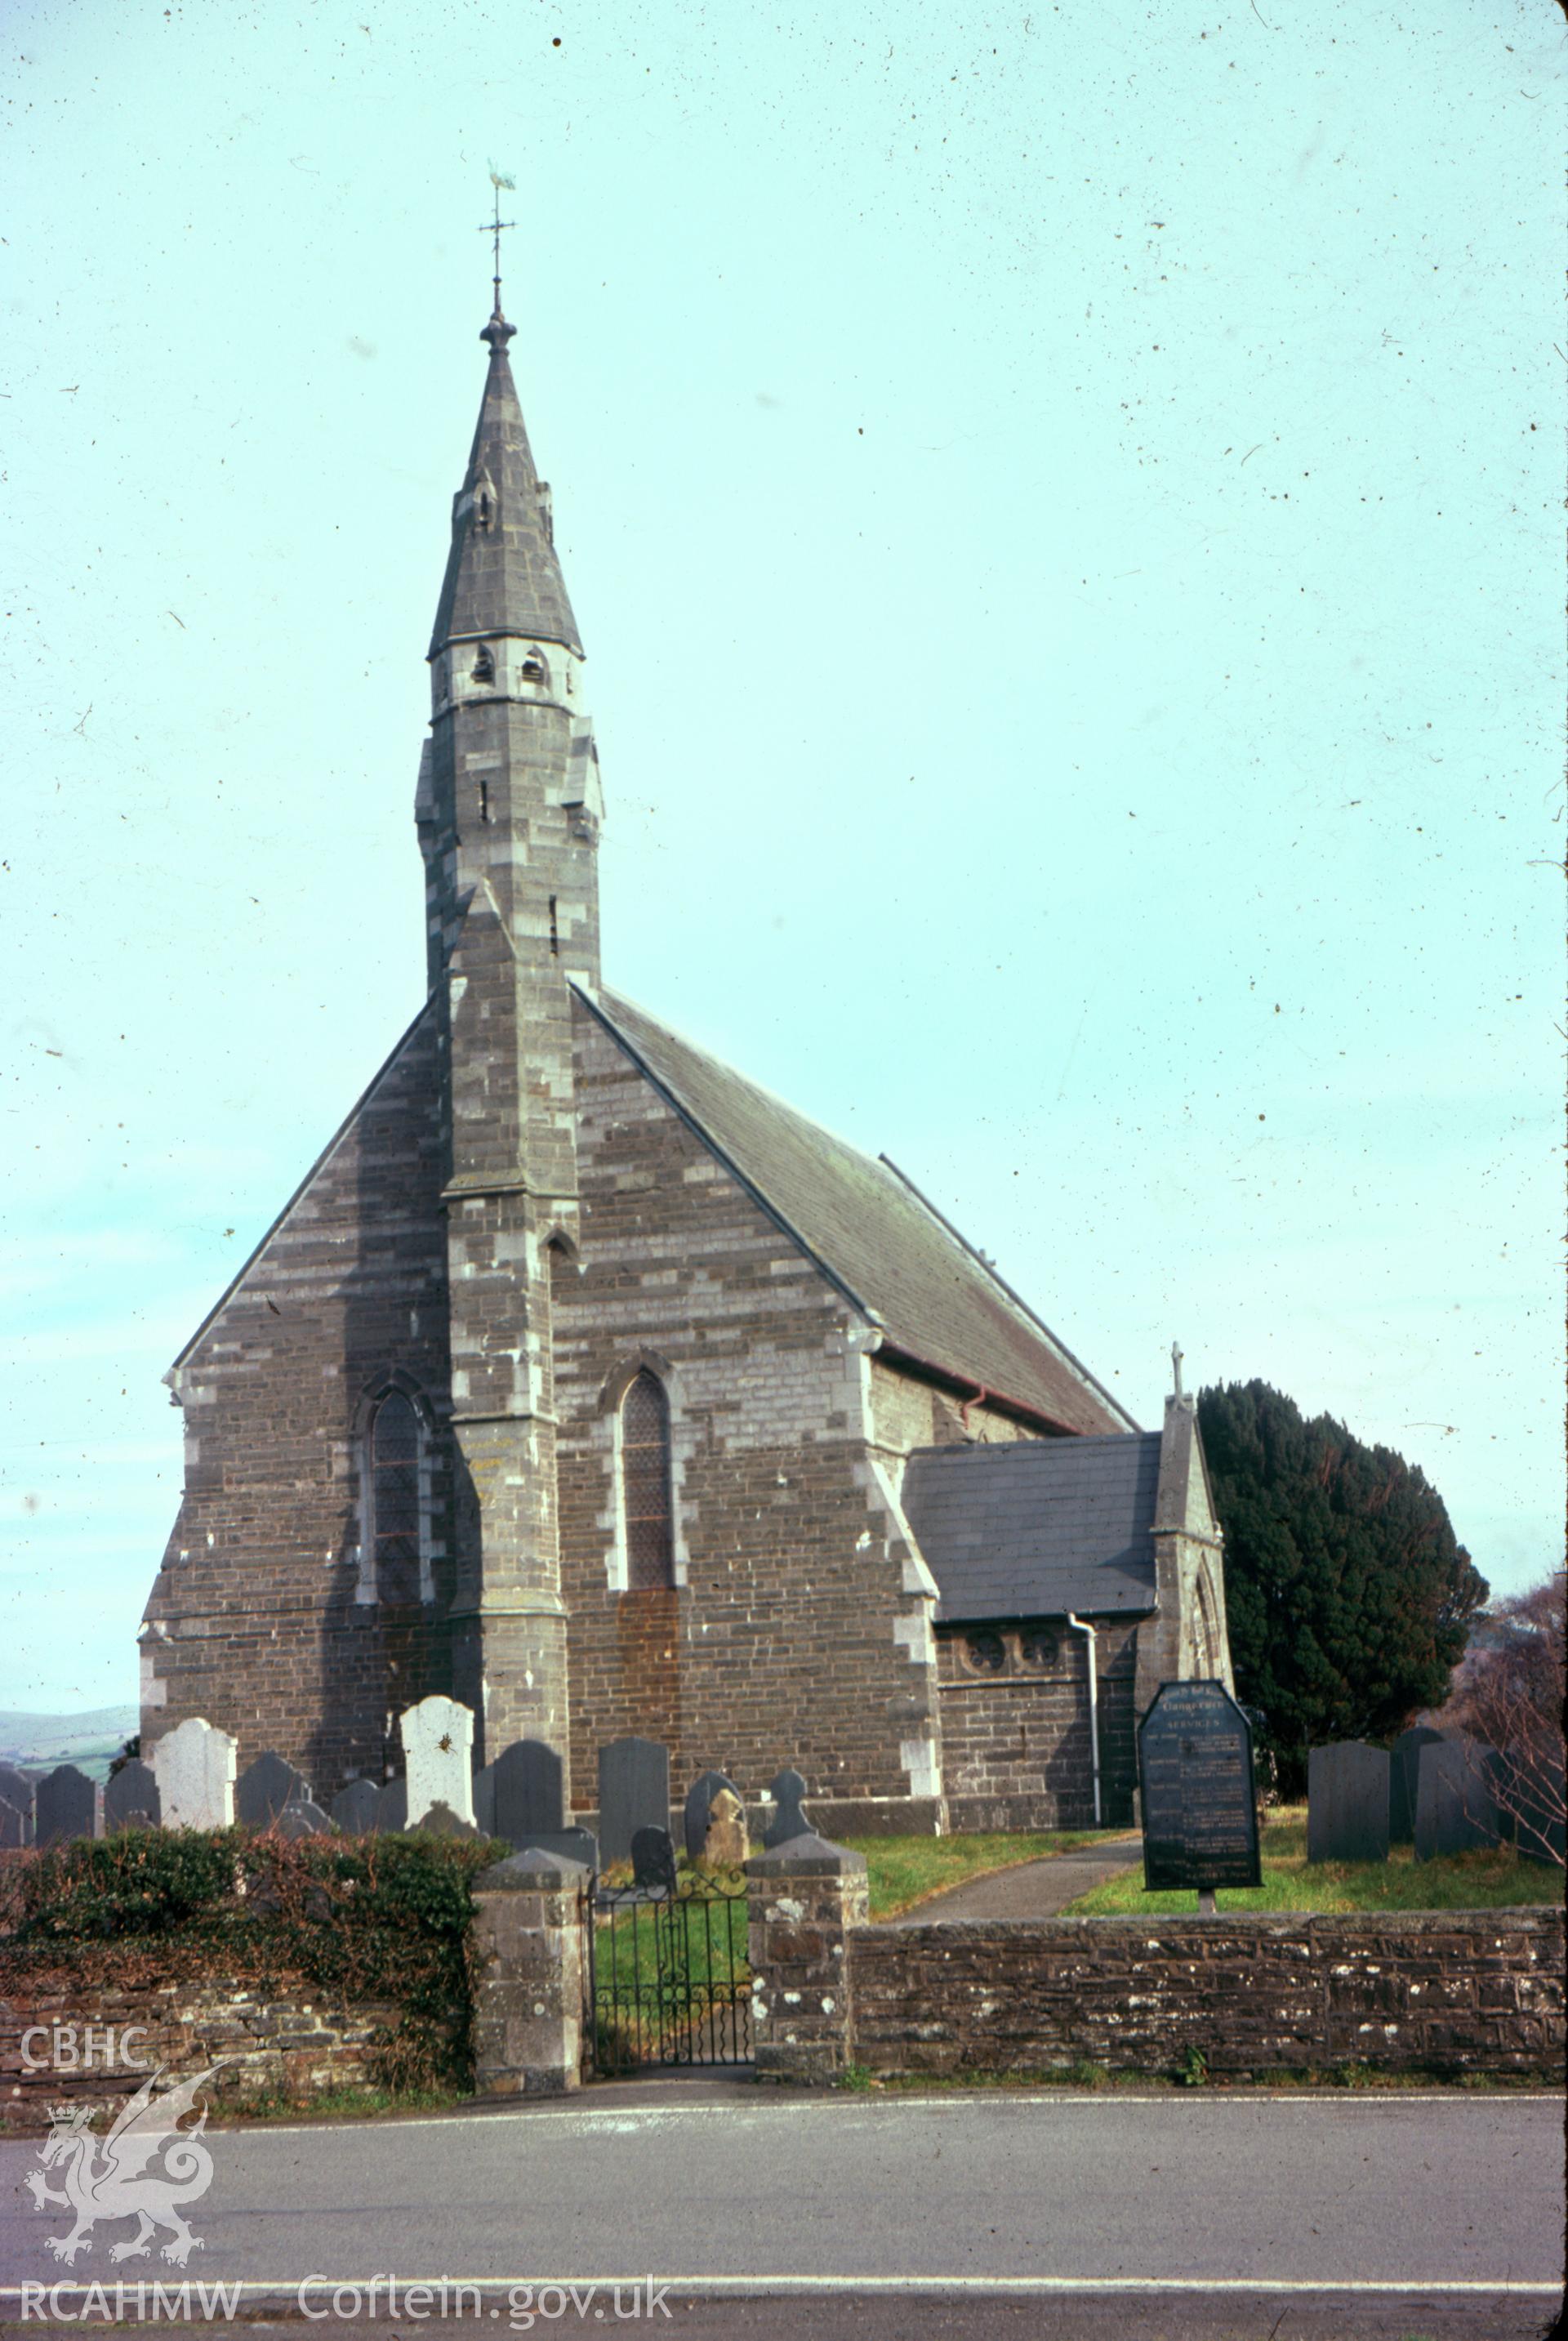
2,2078,1561,2336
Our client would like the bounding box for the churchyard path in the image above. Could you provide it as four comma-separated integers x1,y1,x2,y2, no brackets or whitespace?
888,1829,1144,1921
2,2077,1561,2338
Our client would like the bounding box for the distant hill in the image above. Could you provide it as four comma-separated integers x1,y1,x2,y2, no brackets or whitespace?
0,1706,140,1781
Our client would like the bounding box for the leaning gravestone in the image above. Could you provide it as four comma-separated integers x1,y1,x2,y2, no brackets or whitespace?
1389,1725,1445,1844
599,1736,670,1869
237,1752,307,1829
684,1768,741,1861
150,1718,238,1829
400,1696,475,1829
274,1799,331,1839
492,1739,565,1846
1138,1681,1261,1896
1307,1741,1391,1865
763,1768,811,1849
0,1764,34,1844
34,1764,100,1847
1414,1738,1503,1860
105,1759,161,1831
331,1778,381,1836
631,1825,679,1894
0,1796,26,1849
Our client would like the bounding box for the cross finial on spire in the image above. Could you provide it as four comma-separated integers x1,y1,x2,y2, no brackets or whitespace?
1171,1341,1184,1399
479,167,518,352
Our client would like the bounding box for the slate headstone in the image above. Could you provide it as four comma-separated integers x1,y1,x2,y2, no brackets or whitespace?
1389,1726,1444,1844
519,1826,599,1874
684,1768,740,1861
150,1717,238,1829
599,1736,670,1869
416,1800,478,1839
400,1696,475,1828
1138,1680,1261,1893
34,1764,99,1847
0,1795,26,1849
631,1824,679,1894
473,1763,497,1839
274,1798,332,1839
0,1764,34,1844
331,1778,381,1836
237,1752,308,1830
375,1777,408,1834
762,1768,811,1850
1414,1738,1503,1860
1307,1741,1391,1866
105,1759,161,1831
492,1739,565,1846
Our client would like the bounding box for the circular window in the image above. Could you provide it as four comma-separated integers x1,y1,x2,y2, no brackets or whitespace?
964,1630,1007,1674
1019,1623,1059,1670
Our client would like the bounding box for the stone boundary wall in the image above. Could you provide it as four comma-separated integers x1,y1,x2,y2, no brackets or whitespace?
848,1910,1566,2080
1,1974,404,2132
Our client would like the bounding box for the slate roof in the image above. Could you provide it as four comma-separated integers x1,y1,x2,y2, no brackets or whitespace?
900,1434,1163,1621
430,328,583,658
574,982,1137,1435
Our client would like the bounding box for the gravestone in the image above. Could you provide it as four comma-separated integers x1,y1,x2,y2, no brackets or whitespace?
150,1717,238,1830
34,1764,99,1847
1389,1725,1444,1844
417,1800,479,1839
492,1739,565,1847
105,1759,161,1831
762,1768,811,1849
274,1798,331,1839
0,1796,25,1849
599,1736,670,1869
1307,1741,1391,1865
331,1779,381,1835
701,1788,747,1868
400,1697,475,1829
237,1752,307,1830
375,1777,408,1834
631,1824,679,1894
473,1763,497,1839
1138,1680,1261,1893
684,1768,740,1861
0,1764,34,1844
1414,1739,1503,1860
518,1826,599,1873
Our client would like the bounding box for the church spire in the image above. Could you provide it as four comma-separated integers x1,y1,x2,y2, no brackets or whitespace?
427,298,583,662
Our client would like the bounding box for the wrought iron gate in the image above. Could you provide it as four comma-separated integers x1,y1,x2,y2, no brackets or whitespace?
585,1867,751,2074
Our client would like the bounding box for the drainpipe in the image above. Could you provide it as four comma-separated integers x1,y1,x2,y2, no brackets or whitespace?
1065,1613,1102,1828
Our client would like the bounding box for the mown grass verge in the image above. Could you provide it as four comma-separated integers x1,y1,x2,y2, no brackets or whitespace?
1058,1807,1561,1915
840,1828,1113,1921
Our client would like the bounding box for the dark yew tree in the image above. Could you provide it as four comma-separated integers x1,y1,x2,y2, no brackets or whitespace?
1196,1380,1487,1793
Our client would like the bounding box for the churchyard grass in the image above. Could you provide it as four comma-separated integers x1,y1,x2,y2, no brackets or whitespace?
590,1862,750,2071
844,1828,1107,1920
1058,1808,1558,1915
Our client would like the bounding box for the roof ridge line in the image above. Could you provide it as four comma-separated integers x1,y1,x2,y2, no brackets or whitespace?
876,1154,1141,1434
570,979,884,1333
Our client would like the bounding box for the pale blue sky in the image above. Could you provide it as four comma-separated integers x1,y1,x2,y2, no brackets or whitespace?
2,1,1561,1710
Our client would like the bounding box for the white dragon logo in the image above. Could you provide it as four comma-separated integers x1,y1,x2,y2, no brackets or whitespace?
24,2064,223,2266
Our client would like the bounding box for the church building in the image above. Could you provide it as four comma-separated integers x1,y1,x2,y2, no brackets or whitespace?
139,280,1232,1839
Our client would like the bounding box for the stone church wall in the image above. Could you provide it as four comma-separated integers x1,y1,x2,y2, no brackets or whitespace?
553,1003,942,1827
867,1358,1042,1492
140,1010,455,1801
935,1617,1140,1830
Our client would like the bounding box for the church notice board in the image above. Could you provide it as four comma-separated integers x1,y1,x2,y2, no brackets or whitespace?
1138,1679,1262,1892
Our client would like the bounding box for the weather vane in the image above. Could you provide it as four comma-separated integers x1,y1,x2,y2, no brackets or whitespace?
480,164,517,316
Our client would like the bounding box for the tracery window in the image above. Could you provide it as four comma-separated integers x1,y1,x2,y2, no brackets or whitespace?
371,1391,424,1604
621,1369,675,1590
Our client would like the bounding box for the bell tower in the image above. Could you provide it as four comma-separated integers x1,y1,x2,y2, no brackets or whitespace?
421,279,604,1776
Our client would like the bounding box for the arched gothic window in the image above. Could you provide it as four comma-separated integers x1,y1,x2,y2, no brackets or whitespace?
371,1391,424,1604
519,647,550,688
470,644,496,685
621,1369,674,1590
